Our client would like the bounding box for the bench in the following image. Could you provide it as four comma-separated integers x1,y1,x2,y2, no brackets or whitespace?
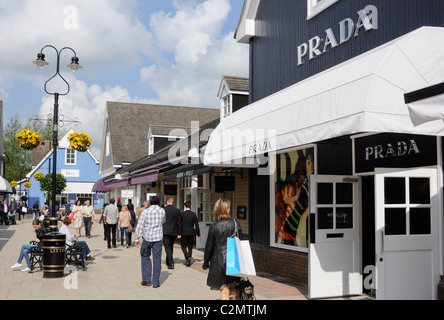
29,241,87,273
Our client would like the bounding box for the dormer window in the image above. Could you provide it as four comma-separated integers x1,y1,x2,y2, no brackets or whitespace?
307,0,341,20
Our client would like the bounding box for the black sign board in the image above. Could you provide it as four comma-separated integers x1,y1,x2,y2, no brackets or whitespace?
354,133,437,174
215,176,235,193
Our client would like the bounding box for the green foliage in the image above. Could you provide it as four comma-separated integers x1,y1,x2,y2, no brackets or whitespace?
39,173,67,198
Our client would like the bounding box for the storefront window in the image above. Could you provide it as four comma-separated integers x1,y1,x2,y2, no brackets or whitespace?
274,147,315,249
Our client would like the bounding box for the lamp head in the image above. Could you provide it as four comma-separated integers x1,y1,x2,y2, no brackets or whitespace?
67,56,83,72
32,53,49,69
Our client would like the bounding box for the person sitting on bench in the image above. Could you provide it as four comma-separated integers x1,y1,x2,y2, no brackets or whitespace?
59,217,95,261
10,220,47,272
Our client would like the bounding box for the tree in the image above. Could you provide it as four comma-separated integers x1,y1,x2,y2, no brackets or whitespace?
39,173,67,200
4,114,31,182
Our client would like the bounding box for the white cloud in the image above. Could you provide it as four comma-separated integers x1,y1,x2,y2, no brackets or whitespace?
0,0,249,159
141,0,249,107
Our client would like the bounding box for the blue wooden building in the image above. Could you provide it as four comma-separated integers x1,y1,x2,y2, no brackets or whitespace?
17,129,103,211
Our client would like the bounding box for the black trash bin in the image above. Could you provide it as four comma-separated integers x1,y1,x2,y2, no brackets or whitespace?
42,217,66,278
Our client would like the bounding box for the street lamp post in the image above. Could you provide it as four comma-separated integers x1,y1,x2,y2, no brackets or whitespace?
33,45,82,219
33,45,82,278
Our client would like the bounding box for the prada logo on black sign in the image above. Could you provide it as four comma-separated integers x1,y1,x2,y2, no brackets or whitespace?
365,140,420,160
354,134,436,173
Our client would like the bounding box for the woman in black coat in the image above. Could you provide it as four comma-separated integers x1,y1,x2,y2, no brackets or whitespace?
203,198,242,300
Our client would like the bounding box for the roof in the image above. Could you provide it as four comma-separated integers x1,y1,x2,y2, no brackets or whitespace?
104,102,219,169
218,75,249,98
115,117,221,176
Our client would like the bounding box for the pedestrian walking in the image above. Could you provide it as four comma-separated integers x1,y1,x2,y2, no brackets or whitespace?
33,201,39,221
9,197,17,222
135,196,166,288
138,201,149,218
72,200,84,238
19,201,27,223
162,197,181,269
0,199,8,225
127,199,136,246
10,219,47,272
99,203,109,241
103,198,119,248
118,205,131,248
202,198,242,300
82,200,95,238
180,201,200,267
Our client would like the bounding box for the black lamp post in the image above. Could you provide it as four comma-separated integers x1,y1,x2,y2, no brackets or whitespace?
33,45,82,219
33,46,82,278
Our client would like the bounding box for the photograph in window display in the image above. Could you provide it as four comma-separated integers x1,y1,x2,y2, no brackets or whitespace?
275,148,314,248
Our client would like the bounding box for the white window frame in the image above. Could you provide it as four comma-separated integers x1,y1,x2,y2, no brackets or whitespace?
105,132,111,157
65,148,76,166
223,95,231,118
307,0,340,20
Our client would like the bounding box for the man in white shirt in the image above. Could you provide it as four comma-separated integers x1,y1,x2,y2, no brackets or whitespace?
82,200,95,238
135,196,165,288
103,198,119,248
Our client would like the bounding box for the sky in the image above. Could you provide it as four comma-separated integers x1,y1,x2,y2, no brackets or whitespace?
0,0,249,158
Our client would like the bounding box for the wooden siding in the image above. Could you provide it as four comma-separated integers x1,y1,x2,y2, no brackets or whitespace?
250,0,444,103
233,168,249,235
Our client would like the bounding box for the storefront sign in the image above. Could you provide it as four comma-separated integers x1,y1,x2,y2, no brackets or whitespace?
61,169,79,177
354,133,437,174
297,5,378,66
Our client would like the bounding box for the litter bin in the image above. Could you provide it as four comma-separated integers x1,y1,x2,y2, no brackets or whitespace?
42,217,66,278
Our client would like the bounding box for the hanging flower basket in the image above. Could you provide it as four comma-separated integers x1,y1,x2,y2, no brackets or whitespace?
15,129,42,150
24,182,31,188
68,132,91,152
10,181,17,188
34,172,44,181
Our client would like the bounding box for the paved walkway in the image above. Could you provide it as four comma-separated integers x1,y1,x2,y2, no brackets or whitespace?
0,214,311,300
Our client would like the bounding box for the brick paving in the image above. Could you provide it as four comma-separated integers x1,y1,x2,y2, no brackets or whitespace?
0,214,368,301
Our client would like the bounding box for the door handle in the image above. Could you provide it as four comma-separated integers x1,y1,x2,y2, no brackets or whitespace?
379,229,384,255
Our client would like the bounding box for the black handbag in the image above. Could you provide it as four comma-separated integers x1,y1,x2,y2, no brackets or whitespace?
237,278,256,300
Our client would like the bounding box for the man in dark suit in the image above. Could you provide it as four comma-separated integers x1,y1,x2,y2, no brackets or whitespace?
162,197,182,269
180,201,200,267
0,199,8,225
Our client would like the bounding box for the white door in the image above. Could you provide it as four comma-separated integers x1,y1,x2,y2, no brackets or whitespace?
309,175,362,299
375,168,440,300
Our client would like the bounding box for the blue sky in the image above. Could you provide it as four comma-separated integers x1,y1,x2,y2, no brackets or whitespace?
0,0,248,157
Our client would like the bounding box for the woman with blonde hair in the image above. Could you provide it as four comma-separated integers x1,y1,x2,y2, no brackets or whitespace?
203,198,242,300
118,205,131,248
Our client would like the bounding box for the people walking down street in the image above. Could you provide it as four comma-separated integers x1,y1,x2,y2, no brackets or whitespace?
59,217,95,262
10,219,47,272
138,201,149,218
135,196,166,288
82,200,95,238
99,203,109,241
9,197,17,222
0,199,8,225
118,205,131,248
72,200,84,238
181,201,200,267
127,199,136,246
33,201,39,221
163,197,181,269
64,201,71,217
103,198,119,249
203,198,242,300
19,201,27,223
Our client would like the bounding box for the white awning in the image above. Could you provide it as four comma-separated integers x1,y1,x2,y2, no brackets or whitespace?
0,176,12,193
64,182,96,194
204,27,444,166
405,82,444,126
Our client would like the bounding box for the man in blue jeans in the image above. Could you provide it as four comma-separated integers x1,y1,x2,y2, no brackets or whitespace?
135,197,165,288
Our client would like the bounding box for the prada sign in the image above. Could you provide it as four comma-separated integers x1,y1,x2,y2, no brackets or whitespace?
297,5,378,66
354,133,437,174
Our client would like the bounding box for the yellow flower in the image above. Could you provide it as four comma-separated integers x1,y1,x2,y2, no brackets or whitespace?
10,181,17,188
24,182,31,188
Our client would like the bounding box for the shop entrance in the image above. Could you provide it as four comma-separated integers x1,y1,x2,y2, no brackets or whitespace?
374,168,440,300
308,175,362,299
